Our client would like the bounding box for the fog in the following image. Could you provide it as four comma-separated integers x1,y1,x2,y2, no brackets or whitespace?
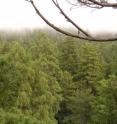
0,0,117,38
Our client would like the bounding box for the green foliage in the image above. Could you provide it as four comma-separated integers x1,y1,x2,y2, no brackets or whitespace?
29,38,62,124
0,108,41,124
91,75,117,124
59,37,79,74
76,43,104,93
0,31,117,124
0,55,21,110
57,41,104,124
0,33,62,124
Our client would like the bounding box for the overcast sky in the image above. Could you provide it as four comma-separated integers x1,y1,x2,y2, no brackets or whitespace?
0,0,117,37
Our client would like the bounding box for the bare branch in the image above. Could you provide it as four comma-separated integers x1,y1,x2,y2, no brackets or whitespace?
26,0,91,40
76,0,117,8
26,0,117,41
25,0,32,2
52,0,91,37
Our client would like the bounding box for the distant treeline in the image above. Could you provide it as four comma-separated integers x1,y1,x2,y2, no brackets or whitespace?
0,30,117,124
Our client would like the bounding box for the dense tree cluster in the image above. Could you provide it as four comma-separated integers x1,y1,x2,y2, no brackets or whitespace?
0,31,117,123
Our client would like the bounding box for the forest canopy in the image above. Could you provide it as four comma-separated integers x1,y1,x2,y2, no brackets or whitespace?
0,30,117,123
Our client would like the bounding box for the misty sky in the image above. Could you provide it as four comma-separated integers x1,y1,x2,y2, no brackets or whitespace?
0,0,117,37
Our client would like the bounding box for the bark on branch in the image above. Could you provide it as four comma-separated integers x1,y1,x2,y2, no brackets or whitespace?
26,0,117,42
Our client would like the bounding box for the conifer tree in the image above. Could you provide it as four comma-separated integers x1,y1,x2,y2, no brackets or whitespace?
91,75,117,124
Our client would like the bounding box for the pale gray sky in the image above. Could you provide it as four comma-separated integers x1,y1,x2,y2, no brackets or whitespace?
0,0,117,37
0,0,45,30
